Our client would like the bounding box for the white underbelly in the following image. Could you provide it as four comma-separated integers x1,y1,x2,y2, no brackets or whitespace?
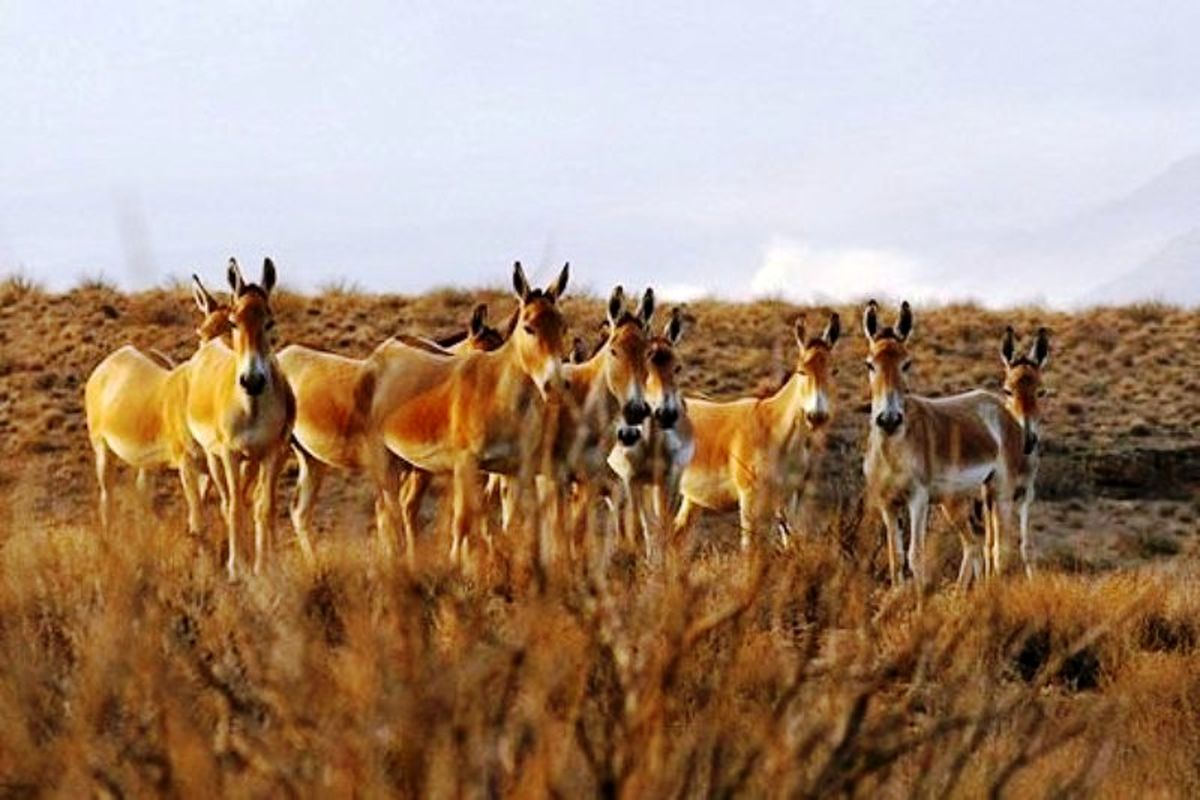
105,435,173,469
930,462,995,499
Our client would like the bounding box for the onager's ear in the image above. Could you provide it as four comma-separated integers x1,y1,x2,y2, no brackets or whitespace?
469,304,488,337
1001,326,1016,367
823,312,841,347
1031,327,1050,368
261,258,277,296
863,300,879,341
607,285,626,325
665,306,684,344
512,261,531,301
639,287,656,324
896,301,914,341
794,315,807,350
546,262,570,301
227,258,246,296
192,274,218,314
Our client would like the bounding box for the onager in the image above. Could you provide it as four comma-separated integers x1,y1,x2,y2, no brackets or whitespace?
606,306,693,557
674,313,841,550
989,325,1050,578
186,258,295,578
860,300,1029,593
280,302,510,560
84,277,232,534
373,262,570,563
476,286,654,561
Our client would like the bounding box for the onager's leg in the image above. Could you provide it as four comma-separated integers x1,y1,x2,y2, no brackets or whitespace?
288,445,322,564
672,497,701,554
369,453,403,561
1017,491,1035,579
92,439,114,532
179,459,204,536
221,451,245,579
736,487,761,552
880,505,905,586
940,502,982,590
906,491,931,599
207,451,230,519
399,469,430,564
991,495,1014,579
450,459,480,566
252,447,286,575
985,491,1004,578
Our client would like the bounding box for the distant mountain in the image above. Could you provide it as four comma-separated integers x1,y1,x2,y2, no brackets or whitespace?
978,154,1200,306
1085,227,1200,306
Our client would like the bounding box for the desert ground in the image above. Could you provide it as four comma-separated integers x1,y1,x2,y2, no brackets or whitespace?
1,275,1199,797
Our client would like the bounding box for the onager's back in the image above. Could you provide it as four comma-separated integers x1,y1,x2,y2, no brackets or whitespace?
84,277,233,533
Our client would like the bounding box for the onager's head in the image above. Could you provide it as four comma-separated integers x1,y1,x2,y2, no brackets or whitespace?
1001,326,1050,454
793,312,841,431
225,257,279,398
602,285,654,445
438,303,512,353
511,261,570,397
191,275,233,343
863,300,914,436
645,306,685,430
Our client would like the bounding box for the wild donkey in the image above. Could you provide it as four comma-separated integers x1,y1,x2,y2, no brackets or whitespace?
861,301,1035,592
85,277,232,534
607,306,692,558
675,313,841,550
280,302,509,561
989,325,1050,578
186,259,295,578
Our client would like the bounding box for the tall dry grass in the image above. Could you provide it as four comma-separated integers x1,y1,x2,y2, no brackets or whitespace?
2,484,1199,798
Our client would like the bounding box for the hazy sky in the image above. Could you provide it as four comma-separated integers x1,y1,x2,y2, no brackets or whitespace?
3,2,1199,304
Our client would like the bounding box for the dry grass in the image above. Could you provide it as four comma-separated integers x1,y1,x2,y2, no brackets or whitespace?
2,284,1199,796
3,504,1200,796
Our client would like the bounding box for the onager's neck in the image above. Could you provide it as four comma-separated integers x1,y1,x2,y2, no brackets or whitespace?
765,370,809,440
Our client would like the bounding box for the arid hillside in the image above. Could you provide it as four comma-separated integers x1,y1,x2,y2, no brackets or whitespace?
2,279,1197,569
2,277,1200,797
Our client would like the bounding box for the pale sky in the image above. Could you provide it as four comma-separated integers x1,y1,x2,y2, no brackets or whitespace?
3,2,1199,305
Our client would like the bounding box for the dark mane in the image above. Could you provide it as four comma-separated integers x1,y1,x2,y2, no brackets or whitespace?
435,330,469,347
237,284,271,301
611,311,644,329
872,326,902,342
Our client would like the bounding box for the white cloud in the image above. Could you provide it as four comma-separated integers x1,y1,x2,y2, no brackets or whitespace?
656,283,710,303
749,238,958,305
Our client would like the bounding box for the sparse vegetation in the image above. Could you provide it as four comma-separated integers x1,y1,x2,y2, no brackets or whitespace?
1,286,1198,795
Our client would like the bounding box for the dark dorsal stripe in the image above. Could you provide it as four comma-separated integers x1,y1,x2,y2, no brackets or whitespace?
436,330,469,347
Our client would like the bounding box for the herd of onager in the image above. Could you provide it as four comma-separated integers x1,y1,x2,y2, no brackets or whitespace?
84,257,1050,596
